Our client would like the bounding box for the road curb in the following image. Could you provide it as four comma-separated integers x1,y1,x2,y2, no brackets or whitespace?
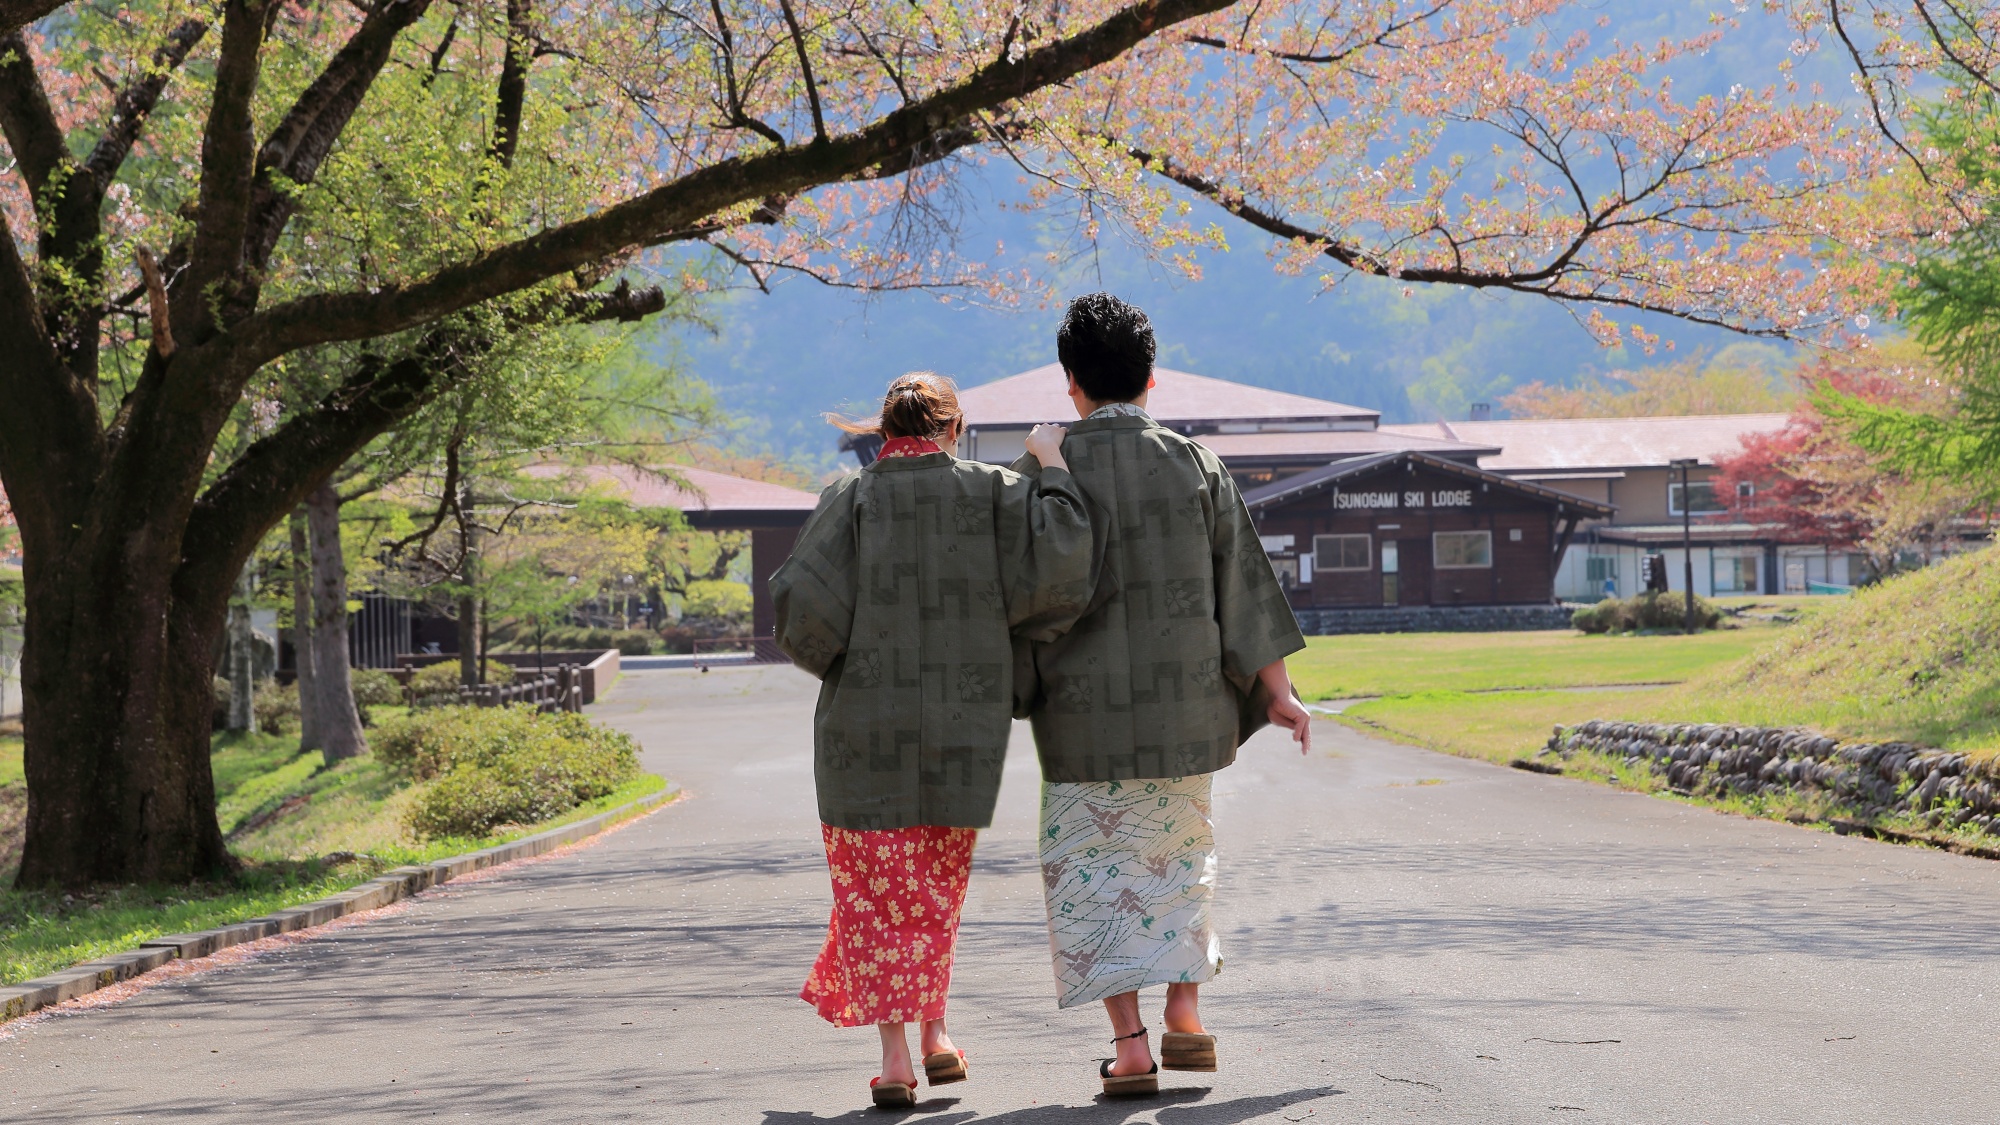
0,783,676,1024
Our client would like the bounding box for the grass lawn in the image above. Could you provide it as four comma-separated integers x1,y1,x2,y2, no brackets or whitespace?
1339,687,1682,765
1290,601,1808,701
0,729,667,987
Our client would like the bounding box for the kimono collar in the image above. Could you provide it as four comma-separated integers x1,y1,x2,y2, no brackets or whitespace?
878,436,945,459
1086,402,1152,422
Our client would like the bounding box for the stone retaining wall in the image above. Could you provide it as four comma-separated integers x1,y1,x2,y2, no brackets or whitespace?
1547,720,2000,835
1297,604,1576,635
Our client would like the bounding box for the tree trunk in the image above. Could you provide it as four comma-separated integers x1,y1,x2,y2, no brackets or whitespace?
457,496,481,688
226,566,257,732
305,483,365,764
15,549,235,888
289,508,321,753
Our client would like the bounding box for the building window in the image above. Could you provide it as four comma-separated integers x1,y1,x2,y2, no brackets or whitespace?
1313,534,1371,571
1585,556,1618,583
1668,480,1726,515
1713,553,1759,594
1433,530,1492,569
1272,557,1300,588
1736,481,1756,499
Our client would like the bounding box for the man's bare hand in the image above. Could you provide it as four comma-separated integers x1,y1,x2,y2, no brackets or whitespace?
1267,693,1313,755
1024,423,1069,470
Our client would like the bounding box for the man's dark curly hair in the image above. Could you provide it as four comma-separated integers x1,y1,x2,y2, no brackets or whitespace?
1056,292,1155,403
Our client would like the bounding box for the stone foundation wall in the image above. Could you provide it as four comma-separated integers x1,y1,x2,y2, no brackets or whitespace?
1547,720,2000,835
1296,604,1576,636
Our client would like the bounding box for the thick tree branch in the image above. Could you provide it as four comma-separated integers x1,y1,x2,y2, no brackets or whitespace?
491,0,530,165
0,203,106,548
0,29,64,199
563,279,668,323
180,0,278,342
80,17,209,185
0,0,62,38
240,0,1236,363
178,348,455,616
243,0,434,279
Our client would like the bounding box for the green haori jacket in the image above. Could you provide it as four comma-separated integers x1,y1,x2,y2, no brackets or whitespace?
1012,413,1307,783
770,452,1094,831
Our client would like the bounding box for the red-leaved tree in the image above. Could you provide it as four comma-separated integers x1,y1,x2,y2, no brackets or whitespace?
1714,349,1984,575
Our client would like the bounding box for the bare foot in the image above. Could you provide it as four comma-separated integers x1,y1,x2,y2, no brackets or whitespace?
1108,1032,1155,1077
919,1018,957,1060
1102,992,1155,1077
877,1022,917,1088
1164,982,1205,1035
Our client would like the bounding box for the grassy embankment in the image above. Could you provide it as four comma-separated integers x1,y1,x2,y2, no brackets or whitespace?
0,721,665,987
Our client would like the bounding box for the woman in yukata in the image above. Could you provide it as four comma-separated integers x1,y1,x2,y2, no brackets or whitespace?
770,372,1094,1109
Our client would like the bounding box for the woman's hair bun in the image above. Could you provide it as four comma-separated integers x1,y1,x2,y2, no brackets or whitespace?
828,372,964,440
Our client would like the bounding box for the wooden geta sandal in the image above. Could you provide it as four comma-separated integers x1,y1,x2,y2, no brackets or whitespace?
923,1048,969,1085
1160,1031,1217,1072
869,1077,917,1109
1100,1026,1159,1096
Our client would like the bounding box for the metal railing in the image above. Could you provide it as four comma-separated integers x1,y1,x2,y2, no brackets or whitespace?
690,635,785,670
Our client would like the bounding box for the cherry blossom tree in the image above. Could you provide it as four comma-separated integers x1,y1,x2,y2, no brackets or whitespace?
0,0,1925,887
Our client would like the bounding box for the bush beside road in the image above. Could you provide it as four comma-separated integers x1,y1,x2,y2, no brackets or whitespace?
1,711,663,987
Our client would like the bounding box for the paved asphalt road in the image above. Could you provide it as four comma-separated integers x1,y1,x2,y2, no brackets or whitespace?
6,664,2000,1123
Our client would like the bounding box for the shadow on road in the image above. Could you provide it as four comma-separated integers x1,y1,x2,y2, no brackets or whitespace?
760,1085,1346,1123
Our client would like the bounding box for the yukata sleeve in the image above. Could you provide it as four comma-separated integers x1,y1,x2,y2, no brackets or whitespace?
993,464,1094,644
769,479,859,680
1207,459,1307,684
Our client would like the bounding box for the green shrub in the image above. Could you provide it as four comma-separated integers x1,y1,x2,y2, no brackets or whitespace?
509,626,652,656
254,682,301,735
349,669,402,709
684,580,751,621
379,705,641,838
407,660,515,704
1574,591,1722,634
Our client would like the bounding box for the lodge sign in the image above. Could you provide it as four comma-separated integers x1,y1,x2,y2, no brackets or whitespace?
1331,488,1474,511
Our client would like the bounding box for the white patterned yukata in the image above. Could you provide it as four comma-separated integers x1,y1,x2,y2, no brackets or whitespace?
1038,773,1219,1008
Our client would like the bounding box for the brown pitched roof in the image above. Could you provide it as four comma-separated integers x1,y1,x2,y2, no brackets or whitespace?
1240,450,1615,516
1196,429,1498,462
1379,414,1791,471
959,363,1378,428
524,464,820,528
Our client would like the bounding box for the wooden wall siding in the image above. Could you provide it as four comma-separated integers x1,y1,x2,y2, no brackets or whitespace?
1257,464,1567,608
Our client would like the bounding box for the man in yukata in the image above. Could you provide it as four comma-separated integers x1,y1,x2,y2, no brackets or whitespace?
1011,293,1313,1095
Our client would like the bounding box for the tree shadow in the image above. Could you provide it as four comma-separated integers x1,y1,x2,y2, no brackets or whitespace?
759,1085,1345,1124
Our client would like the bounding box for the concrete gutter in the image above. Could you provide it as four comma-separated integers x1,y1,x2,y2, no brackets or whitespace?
0,783,676,1024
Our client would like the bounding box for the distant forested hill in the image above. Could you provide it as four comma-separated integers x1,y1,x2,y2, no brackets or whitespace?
644,2,1848,464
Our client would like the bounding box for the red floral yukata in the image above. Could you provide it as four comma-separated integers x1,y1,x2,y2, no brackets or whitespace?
800,432,973,1028
803,824,977,1026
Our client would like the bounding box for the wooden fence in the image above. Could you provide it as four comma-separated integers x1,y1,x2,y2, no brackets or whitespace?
398,663,586,713
456,664,585,713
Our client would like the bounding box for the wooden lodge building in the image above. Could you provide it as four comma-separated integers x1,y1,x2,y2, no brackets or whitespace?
1237,451,1612,631
875,363,1805,633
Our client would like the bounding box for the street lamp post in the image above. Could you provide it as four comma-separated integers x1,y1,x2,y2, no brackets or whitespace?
1670,457,1698,633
